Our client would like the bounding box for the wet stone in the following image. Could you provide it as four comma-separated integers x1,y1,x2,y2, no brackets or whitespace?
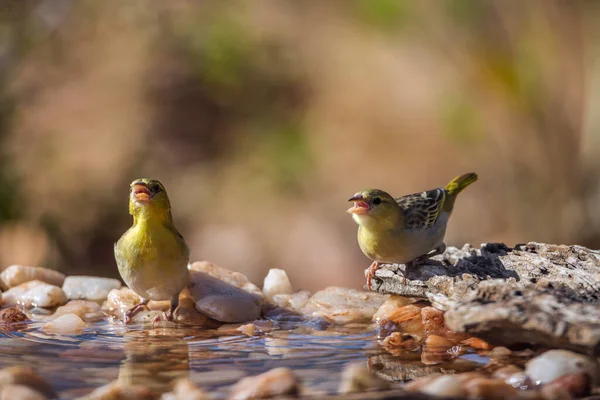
42,313,86,334
229,367,299,400
262,268,294,300
160,378,209,400
0,384,47,400
301,287,389,324
0,366,56,399
62,276,121,301
0,307,29,332
74,380,154,400
525,349,600,385
0,265,65,290
271,290,311,311
189,268,262,323
2,280,67,309
188,261,264,299
102,287,140,319
49,300,105,322
337,362,390,394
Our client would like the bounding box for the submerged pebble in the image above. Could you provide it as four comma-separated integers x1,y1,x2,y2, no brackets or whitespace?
0,366,56,399
50,300,105,322
2,280,67,309
42,313,86,334
262,268,294,300
301,287,388,324
0,265,65,290
525,349,600,385
102,287,141,319
0,307,29,332
62,276,121,301
229,367,299,400
161,378,209,400
337,362,390,394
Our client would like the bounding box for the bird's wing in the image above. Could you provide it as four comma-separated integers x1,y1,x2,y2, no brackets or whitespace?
396,188,447,230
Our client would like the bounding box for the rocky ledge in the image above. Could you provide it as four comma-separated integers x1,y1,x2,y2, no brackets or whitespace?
369,242,600,356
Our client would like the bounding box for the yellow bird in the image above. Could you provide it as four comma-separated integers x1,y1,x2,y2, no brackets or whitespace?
114,179,190,323
347,173,477,290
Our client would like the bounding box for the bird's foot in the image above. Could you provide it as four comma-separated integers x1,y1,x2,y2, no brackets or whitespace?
123,301,149,324
365,261,381,291
151,309,176,325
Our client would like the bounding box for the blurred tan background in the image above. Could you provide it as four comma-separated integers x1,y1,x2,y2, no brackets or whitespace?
0,0,599,290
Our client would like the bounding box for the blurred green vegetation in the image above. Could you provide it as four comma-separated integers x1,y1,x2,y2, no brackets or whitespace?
0,0,597,289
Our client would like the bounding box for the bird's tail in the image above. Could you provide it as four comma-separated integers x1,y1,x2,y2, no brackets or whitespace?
444,172,478,196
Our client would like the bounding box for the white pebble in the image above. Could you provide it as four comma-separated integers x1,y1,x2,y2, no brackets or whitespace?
262,269,294,299
42,313,86,334
0,265,65,289
525,349,600,385
62,276,121,301
2,280,67,309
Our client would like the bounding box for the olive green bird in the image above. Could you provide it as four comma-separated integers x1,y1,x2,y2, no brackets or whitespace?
114,179,190,323
347,173,477,290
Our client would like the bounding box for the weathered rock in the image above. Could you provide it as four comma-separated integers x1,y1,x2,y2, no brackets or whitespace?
300,287,388,324
525,350,600,385
2,280,67,309
0,307,29,332
49,300,105,322
74,380,153,400
160,378,208,400
229,367,299,400
373,295,416,325
0,265,65,290
188,268,262,323
445,284,600,356
262,268,294,300
271,290,311,311
0,385,47,400
338,362,390,394
42,313,86,334
372,242,600,308
368,354,479,382
188,261,264,299
0,366,56,399
102,287,140,319
62,276,121,301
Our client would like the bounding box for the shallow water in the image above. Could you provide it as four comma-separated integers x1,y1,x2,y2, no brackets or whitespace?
0,318,487,399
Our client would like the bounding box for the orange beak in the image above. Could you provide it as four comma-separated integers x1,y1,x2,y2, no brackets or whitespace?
347,194,369,215
132,183,152,203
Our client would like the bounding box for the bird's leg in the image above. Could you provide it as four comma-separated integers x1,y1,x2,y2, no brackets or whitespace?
365,261,381,291
151,294,179,325
124,298,149,324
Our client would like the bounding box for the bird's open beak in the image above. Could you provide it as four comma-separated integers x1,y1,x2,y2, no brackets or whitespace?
347,194,369,215
132,183,152,203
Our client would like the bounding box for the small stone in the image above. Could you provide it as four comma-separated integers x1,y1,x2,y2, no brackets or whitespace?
262,268,294,300
161,378,208,400
420,375,467,397
189,269,262,323
542,373,591,399
421,334,456,365
102,288,140,319
229,367,299,400
380,332,420,355
237,324,256,337
49,300,104,322
489,346,512,359
0,385,47,400
188,261,264,299
461,337,492,350
75,380,153,400
0,265,65,289
0,366,56,399
337,362,390,394
376,303,426,336
0,307,29,332
373,295,416,324
525,349,600,385
463,377,521,399
42,313,86,334
62,276,121,301
271,290,311,311
301,287,388,324
2,280,67,309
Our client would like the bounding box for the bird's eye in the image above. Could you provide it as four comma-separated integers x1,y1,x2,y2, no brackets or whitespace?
372,197,382,205
152,184,162,193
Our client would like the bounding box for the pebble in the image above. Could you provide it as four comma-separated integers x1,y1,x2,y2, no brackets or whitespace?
419,375,467,397
0,366,56,399
49,300,105,322
229,367,299,400
0,307,29,332
372,295,416,325
0,265,65,289
74,380,154,400
42,313,86,334
271,290,311,311
337,362,390,394
102,287,141,319
262,268,294,300
300,287,388,324
525,349,600,385
160,378,209,400
0,384,47,400
188,261,264,299
541,373,591,399
189,269,262,323
375,302,426,336
62,276,121,301
1,280,67,308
